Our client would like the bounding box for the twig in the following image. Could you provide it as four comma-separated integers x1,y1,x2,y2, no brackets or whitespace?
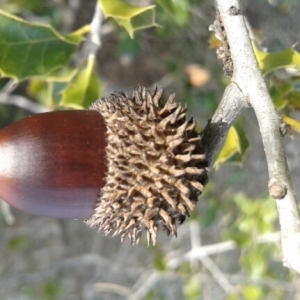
128,271,159,300
211,0,300,273
0,79,49,114
0,94,49,114
167,232,281,271
189,220,201,269
1,79,18,94
200,256,235,294
186,240,237,261
93,282,132,297
189,220,235,294
0,200,15,225
73,0,103,66
202,82,248,164
90,1,103,55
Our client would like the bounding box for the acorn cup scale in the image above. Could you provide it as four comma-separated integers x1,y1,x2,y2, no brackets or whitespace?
0,87,208,245
0,110,107,219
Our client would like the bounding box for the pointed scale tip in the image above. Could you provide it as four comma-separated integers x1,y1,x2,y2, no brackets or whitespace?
0,110,107,219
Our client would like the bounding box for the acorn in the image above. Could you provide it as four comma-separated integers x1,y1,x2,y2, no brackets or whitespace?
0,87,208,245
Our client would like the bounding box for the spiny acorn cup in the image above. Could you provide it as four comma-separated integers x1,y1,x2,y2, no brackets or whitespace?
0,87,208,245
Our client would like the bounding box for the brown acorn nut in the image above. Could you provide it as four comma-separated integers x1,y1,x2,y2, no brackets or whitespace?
0,110,107,218
0,87,208,246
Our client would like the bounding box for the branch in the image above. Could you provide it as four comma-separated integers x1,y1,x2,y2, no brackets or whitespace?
0,79,49,114
0,200,15,225
89,1,103,57
167,232,281,276
93,282,131,297
202,82,248,164
76,0,103,65
0,93,49,113
128,271,160,300
209,0,300,273
189,220,235,294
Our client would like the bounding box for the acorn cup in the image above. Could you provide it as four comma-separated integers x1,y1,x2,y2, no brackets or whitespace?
0,87,208,245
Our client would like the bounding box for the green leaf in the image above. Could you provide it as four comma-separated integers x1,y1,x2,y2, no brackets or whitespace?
41,280,63,299
21,279,63,299
285,91,300,110
7,236,28,252
270,83,291,110
214,123,249,169
100,0,158,38
253,43,300,75
45,67,79,83
183,275,201,299
243,285,264,300
6,0,42,12
27,78,49,106
156,0,190,26
241,247,268,280
234,122,249,157
200,200,218,228
60,58,102,109
234,194,276,232
27,67,82,109
0,10,81,81
154,253,167,273
222,194,276,247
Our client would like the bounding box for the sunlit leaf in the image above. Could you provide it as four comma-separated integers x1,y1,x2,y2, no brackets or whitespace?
243,285,264,299
100,0,157,38
234,194,276,232
60,57,102,109
241,246,269,280
70,24,91,41
101,0,155,18
215,126,239,169
253,43,300,75
45,67,79,83
233,121,249,157
27,78,49,106
226,294,240,300
283,116,300,133
222,193,277,249
27,67,79,109
214,123,249,169
0,10,82,81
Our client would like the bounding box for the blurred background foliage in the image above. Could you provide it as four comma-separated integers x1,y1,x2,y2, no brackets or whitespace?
0,0,300,299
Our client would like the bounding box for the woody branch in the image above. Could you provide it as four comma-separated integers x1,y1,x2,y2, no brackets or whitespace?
202,0,300,273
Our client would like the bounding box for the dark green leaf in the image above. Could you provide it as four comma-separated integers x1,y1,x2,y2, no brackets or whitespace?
0,10,81,81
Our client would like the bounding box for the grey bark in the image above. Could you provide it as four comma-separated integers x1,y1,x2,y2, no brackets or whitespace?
202,0,300,273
